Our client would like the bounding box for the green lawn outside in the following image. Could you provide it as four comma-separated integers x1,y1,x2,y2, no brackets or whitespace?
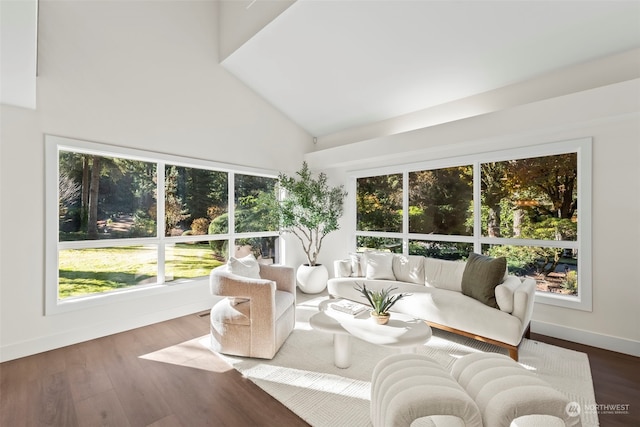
59,244,223,299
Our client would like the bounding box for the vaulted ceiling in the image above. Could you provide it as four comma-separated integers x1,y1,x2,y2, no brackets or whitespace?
222,0,640,137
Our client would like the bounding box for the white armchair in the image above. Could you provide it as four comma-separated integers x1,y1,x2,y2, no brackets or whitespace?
209,261,296,359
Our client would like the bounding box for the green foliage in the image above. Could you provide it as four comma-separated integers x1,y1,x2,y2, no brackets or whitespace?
191,217,210,235
408,166,473,235
236,191,279,233
408,241,471,260
129,211,156,237
354,283,410,315
562,270,578,293
165,166,190,234
208,214,229,256
486,245,541,274
357,237,402,253
520,217,577,241
357,174,402,232
277,162,347,266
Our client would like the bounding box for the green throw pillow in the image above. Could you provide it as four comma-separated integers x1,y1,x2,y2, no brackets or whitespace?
461,252,507,309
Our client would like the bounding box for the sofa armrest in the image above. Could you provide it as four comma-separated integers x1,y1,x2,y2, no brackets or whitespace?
495,276,522,313
512,278,536,330
495,275,536,337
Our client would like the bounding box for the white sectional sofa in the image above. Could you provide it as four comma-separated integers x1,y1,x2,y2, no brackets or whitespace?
327,252,536,360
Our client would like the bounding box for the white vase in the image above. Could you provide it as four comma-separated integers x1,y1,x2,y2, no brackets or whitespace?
296,264,329,294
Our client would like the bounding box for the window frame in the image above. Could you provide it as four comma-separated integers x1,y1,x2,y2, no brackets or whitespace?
350,137,592,311
45,135,281,315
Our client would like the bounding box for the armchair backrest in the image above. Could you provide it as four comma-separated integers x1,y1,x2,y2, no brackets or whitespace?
209,263,296,299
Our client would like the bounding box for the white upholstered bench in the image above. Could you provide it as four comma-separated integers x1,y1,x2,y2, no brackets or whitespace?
371,353,582,427
371,354,482,427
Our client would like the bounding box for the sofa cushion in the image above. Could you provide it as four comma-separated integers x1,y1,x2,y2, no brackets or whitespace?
228,254,261,279
392,254,425,285
364,252,396,280
424,257,466,291
461,253,506,309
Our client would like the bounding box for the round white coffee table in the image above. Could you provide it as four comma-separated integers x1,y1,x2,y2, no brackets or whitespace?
309,299,432,368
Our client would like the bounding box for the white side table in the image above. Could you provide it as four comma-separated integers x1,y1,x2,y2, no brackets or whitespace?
309,299,432,368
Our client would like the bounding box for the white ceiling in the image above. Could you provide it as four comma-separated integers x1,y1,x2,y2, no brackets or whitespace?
222,0,640,137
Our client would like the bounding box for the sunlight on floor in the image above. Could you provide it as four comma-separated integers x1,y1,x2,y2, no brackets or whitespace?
240,362,371,401
139,335,234,374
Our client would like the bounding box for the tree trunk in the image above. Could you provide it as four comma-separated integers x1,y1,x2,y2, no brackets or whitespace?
81,156,90,231
487,205,501,238
513,208,523,237
87,156,100,239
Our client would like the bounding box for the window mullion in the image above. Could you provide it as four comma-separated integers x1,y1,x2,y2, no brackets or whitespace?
157,162,166,283
228,172,235,258
473,161,481,253
402,171,409,255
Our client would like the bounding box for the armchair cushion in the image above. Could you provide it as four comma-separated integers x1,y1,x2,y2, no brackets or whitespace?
275,291,296,319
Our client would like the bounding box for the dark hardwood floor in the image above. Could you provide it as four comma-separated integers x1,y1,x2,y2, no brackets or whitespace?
1,313,637,426
530,333,639,427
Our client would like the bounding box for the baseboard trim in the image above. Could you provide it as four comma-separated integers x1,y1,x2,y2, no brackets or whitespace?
531,320,640,357
0,300,215,363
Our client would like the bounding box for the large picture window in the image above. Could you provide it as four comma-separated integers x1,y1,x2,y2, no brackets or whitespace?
47,135,280,313
353,138,591,311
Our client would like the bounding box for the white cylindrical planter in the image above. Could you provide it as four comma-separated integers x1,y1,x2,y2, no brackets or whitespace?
296,264,329,294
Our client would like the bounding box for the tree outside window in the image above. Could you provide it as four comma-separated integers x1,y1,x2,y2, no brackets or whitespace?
56,146,279,301
354,150,581,297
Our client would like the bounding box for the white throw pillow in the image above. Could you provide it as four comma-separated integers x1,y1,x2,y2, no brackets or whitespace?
335,259,353,277
364,252,396,280
494,276,521,313
349,252,364,277
392,254,425,285
228,254,260,279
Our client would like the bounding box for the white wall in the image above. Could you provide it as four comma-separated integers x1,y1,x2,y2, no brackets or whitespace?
0,0,311,362
0,0,38,109
308,79,640,356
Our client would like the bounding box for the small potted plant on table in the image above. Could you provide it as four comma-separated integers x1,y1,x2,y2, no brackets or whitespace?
355,283,410,325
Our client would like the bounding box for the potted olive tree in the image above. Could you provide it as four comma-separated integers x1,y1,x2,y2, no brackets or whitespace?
277,162,347,293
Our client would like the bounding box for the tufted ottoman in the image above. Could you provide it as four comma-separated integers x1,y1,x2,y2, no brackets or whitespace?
370,354,483,427
450,353,581,427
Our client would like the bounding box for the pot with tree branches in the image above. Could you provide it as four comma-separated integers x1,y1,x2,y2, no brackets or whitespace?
276,161,347,293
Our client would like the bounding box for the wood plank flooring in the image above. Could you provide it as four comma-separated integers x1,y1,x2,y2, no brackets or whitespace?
1,313,638,426
0,313,308,427
530,332,640,427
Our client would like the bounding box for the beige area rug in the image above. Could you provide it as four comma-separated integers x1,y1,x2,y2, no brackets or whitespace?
143,295,598,427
